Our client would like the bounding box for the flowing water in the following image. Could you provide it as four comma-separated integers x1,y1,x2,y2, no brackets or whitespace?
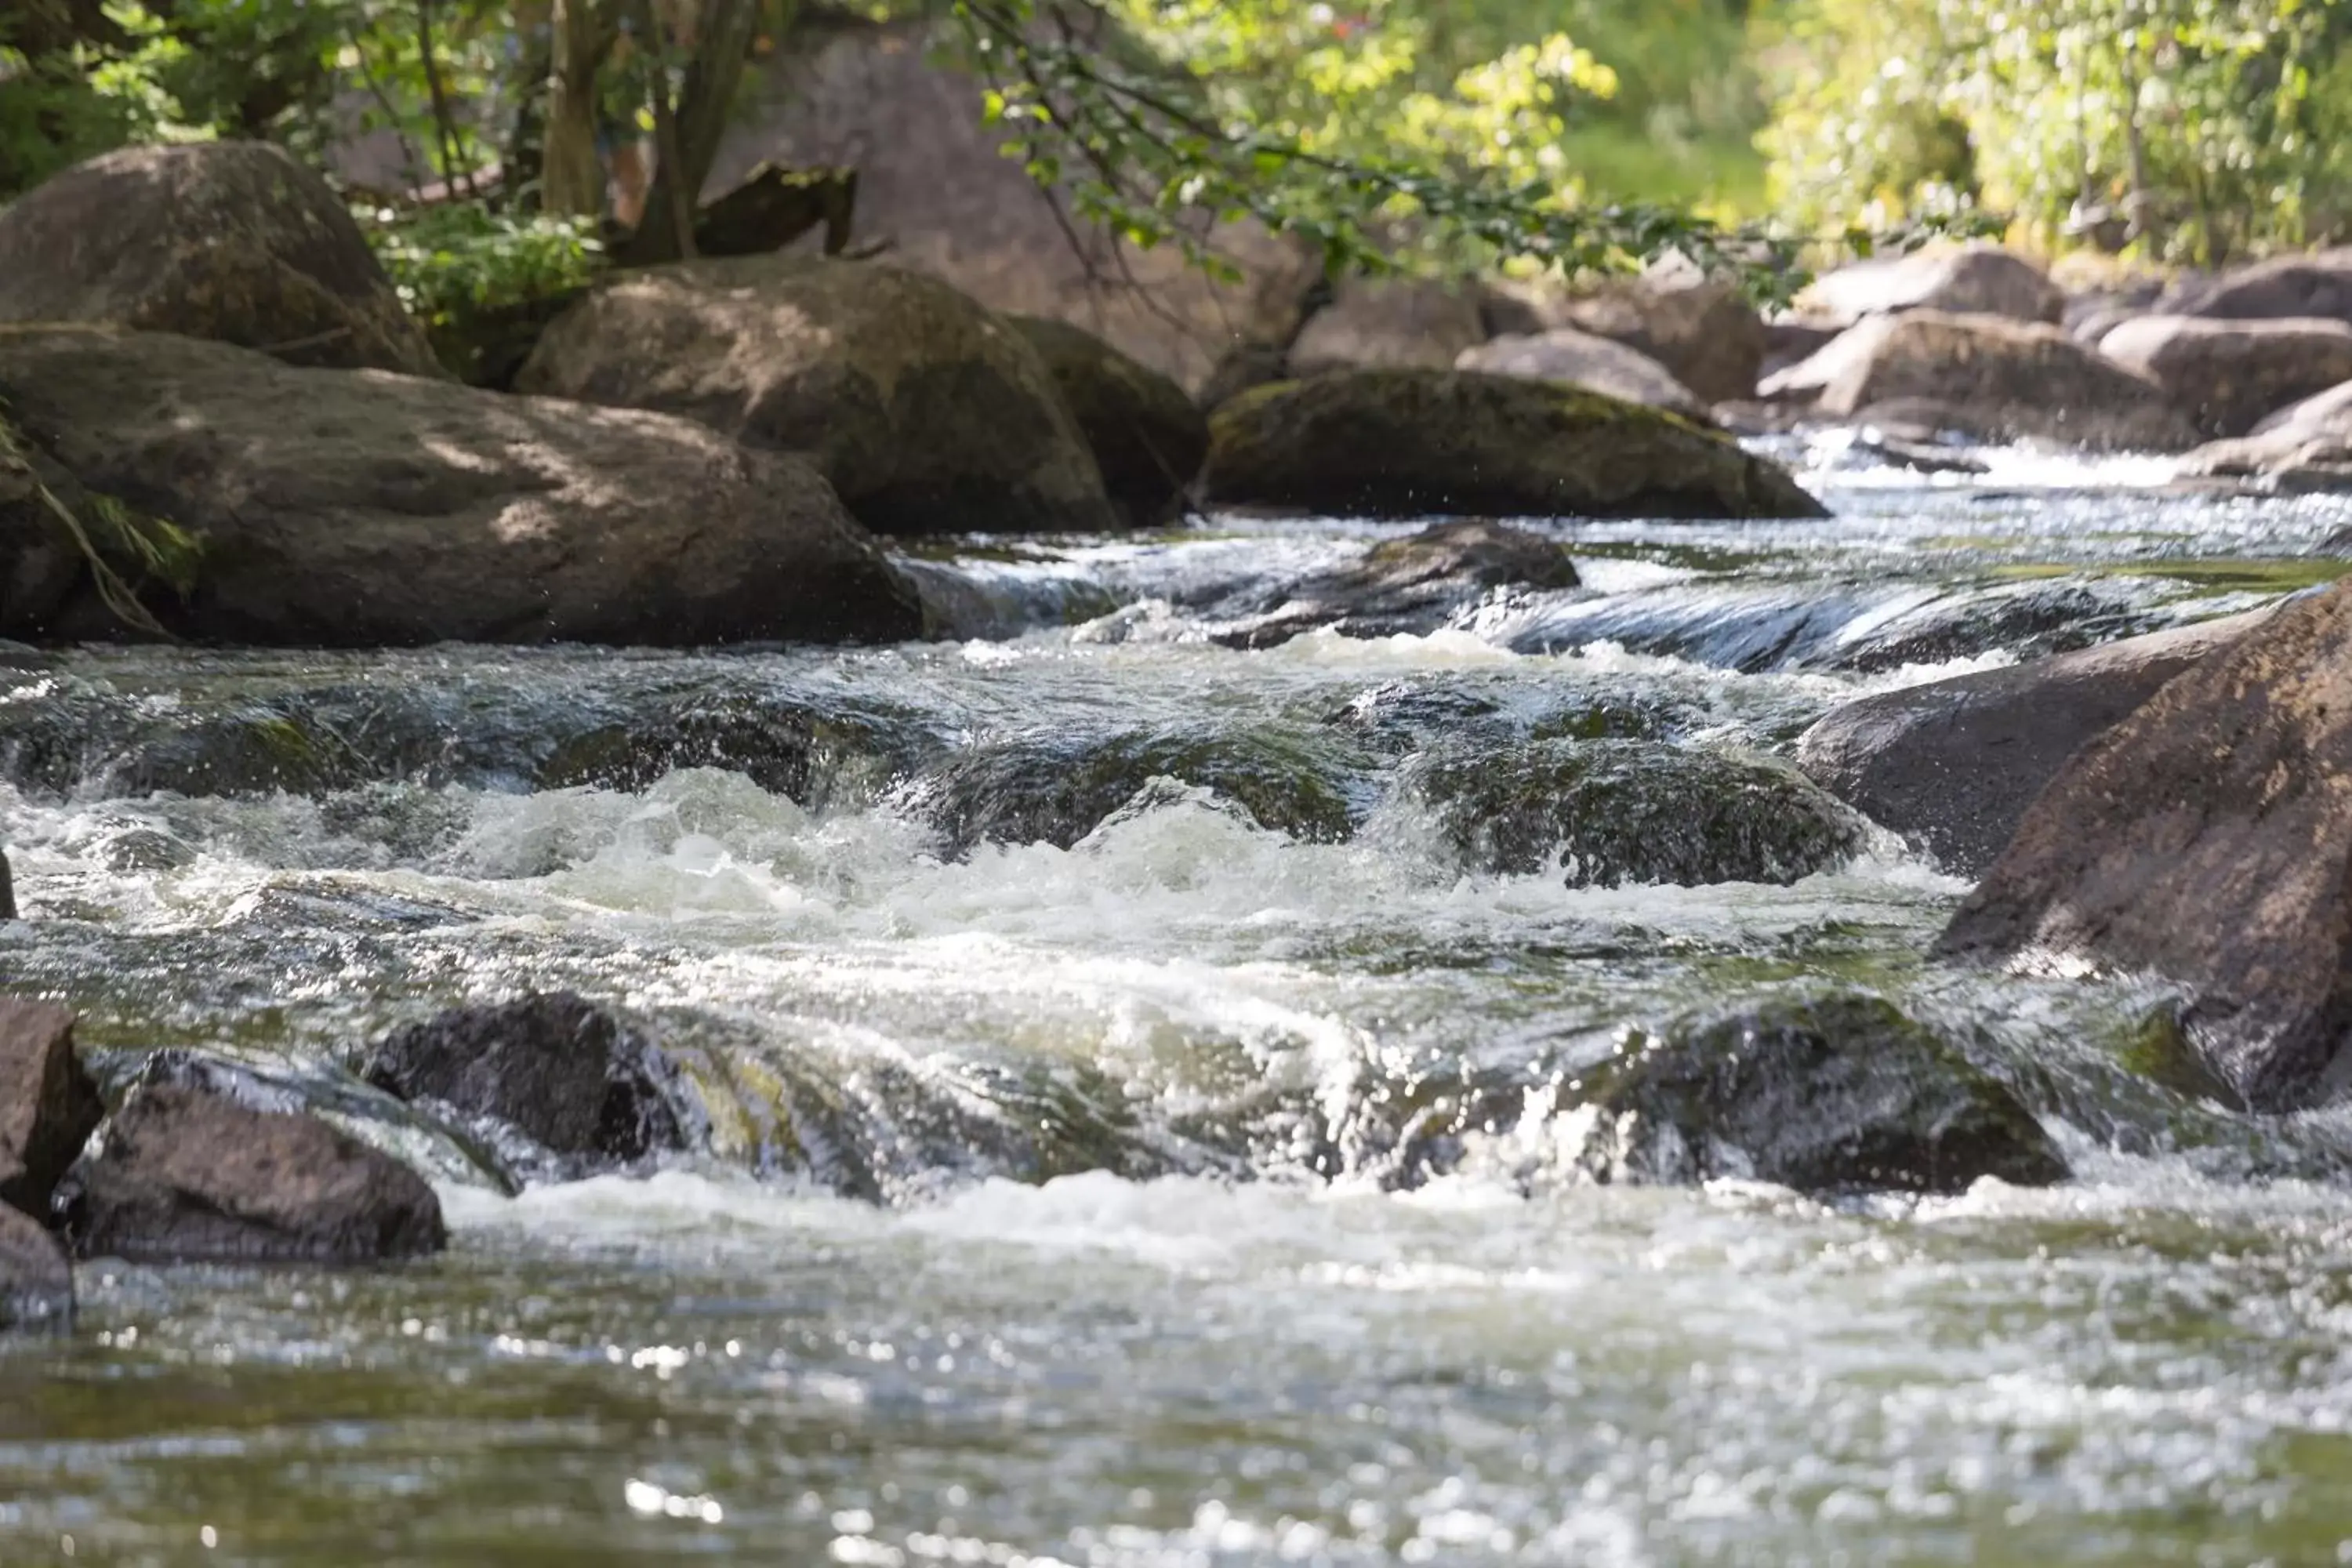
6,439,2352,1565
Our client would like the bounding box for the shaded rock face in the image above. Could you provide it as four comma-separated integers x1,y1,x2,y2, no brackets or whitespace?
1202,371,1825,521
1797,610,2274,877
0,327,921,647
1454,329,1708,418
63,1084,447,1262
1006,315,1208,528
2162,249,2352,325
2099,315,2352,437
1417,739,1867,887
518,256,1116,536
1798,244,2064,326
1209,520,1580,649
906,726,1367,855
0,1203,71,1334
363,994,695,1171
1573,994,2067,1195
1287,280,1489,376
1761,311,2198,451
0,142,440,377
1935,580,2352,1112
703,16,1323,396
0,998,103,1218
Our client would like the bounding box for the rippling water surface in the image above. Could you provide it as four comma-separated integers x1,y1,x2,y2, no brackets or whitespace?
7,441,2352,1565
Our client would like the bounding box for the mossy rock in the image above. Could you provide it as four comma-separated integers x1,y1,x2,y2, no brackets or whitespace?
1417,738,1866,887
907,726,1369,854
1202,369,1826,520
1573,993,2068,1194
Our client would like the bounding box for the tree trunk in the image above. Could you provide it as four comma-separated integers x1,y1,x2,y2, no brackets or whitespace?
543,0,611,218
628,0,775,265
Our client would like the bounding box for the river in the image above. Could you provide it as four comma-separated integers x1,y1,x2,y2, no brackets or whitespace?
3,438,2352,1565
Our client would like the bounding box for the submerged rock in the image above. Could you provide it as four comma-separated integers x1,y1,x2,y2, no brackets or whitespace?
1202,371,1824,520
1573,994,2067,1194
0,141,441,376
1211,520,1580,649
517,256,1118,535
363,994,695,1171
1417,739,1866,887
1455,328,1708,417
1760,311,2197,451
0,326,921,646
909,726,1365,853
63,1084,447,1263
1007,315,1208,528
1936,579,2352,1112
0,998,103,1218
2099,315,2352,437
1797,609,2274,875
0,1203,71,1334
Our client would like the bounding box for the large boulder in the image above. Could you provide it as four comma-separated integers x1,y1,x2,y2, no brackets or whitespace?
2099,315,2352,437
1490,276,1767,404
0,326,921,646
1005,315,1207,528
691,15,1320,394
1454,329,1708,418
1287,280,1488,376
2161,249,2352,325
0,998,102,1217
1417,739,1867,887
1798,609,2276,876
517,256,1117,536
1201,371,1825,520
1759,311,2198,450
1572,993,2067,1194
0,142,440,377
62,1083,448,1262
1935,579,2352,1111
1797,243,2064,326
363,994,695,1171
1205,519,1581,649
0,1203,71,1334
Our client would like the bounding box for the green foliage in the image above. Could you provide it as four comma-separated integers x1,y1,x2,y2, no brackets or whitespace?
356,201,606,380
1762,0,2352,262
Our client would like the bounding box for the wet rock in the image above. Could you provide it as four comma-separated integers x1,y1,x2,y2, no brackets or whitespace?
1202,371,1825,521
910,726,1365,854
2179,378,2352,485
362,994,695,1170
63,1083,447,1263
0,999,103,1217
1287,279,1489,376
0,142,441,376
0,327,921,646
2160,249,2352,326
2099,316,2352,437
0,846,13,920
1936,579,2352,1112
1486,277,1766,405
1797,244,2064,326
1572,993,2067,1194
517,256,1117,536
1798,609,2274,876
1455,329,1708,418
1417,739,1867,887
1759,311,2197,451
1006,315,1208,528
1210,520,1581,649
0,1203,72,1334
